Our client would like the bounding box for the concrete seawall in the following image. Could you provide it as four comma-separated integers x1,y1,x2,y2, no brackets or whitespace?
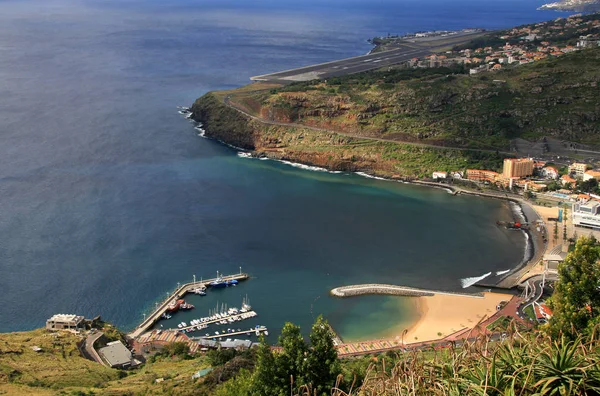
331,284,484,298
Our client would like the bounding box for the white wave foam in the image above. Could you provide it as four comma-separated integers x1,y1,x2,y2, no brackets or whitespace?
495,269,510,275
194,123,206,137
276,160,342,173
460,272,492,288
510,202,526,222
237,152,252,158
280,160,329,172
355,171,386,181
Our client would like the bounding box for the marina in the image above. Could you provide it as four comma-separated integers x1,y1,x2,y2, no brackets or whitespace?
170,310,258,332
128,271,249,339
201,326,268,339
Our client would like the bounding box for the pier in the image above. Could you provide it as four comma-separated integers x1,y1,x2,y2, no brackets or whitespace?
169,311,258,332
128,272,250,339
331,284,484,298
202,326,268,339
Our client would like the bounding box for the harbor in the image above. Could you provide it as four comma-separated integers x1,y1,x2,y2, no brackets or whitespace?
128,271,250,339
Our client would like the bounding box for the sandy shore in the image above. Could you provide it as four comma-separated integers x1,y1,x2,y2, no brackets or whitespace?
386,292,514,343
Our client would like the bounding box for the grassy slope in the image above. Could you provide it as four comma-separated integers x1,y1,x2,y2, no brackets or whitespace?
0,329,209,395
248,48,600,150
192,92,507,177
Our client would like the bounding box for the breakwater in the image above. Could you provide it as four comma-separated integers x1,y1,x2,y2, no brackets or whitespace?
330,284,484,298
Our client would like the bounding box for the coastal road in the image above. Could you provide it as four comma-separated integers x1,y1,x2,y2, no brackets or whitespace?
223,95,513,156
251,44,431,82
82,331,106,366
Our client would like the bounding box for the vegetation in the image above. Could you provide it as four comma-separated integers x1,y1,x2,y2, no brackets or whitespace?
221,47,600,152
546,236,600,339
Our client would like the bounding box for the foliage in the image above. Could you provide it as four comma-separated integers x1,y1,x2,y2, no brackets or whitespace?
330,330,600,395
248,316,341,396
546,236,600,339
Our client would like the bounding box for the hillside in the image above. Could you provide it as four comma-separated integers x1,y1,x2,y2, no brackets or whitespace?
0,329,210,395
231,48,600,150
190,48,600,178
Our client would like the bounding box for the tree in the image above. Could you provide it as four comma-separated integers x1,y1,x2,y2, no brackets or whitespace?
546,236,600,339
276,322,308,394
305,316,341,395
250,337,278,396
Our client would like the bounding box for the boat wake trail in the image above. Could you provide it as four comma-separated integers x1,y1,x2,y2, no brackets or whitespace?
460,272,492,288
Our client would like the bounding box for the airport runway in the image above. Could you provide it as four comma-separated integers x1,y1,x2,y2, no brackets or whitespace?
251,44,431,83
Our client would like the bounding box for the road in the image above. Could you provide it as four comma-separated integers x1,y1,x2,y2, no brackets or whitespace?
82,331,106,366
223,95,513,156
251,44,430,83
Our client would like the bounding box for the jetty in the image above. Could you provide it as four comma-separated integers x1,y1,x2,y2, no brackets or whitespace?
170,311,258,332
330,284,484,298
128,272,250,339
202,326,268,339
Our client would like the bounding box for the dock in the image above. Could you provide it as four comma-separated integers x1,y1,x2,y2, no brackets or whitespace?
128,272,250,339
169,311,258,332
202,326,268,339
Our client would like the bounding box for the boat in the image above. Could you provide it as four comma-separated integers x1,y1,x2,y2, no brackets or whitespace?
240,295,251,312
264,330,269,336
209,271,228,288
166,299,183,313
180,302,195,310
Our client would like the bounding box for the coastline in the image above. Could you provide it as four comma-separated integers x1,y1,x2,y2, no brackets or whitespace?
184,102,539,289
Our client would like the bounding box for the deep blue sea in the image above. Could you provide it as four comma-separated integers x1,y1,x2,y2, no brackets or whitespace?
0,0,571,341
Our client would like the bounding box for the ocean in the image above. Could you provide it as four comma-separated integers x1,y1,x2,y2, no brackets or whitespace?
0,0,570,340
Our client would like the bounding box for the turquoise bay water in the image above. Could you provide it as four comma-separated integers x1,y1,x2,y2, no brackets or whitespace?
0,0,570,341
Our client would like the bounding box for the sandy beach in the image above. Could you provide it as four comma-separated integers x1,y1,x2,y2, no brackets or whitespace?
388,292,514,343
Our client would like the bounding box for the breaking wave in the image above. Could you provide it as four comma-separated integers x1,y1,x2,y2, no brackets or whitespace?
460,272,492,288
355,171,387,181
496,269,510,275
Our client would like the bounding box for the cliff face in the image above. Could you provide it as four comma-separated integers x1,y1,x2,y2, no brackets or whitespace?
190,93,505,178
191,93,258,150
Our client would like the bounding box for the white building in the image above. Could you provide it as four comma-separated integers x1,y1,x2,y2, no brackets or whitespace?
46,314,85,331
99,341,134,369
572,201,600,229
432,171,447,179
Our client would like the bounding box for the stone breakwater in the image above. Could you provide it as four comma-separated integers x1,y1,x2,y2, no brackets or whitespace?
330,284,484,298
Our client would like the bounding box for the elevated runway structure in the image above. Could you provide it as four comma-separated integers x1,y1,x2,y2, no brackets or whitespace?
251,31,485,83
251,45,430,83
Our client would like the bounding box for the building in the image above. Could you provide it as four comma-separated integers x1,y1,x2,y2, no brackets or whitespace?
503,158,534,178
572,201,600,229
569,162,588,178
543,245,567,274
46,314,85,331
541,166,559,180
583,170,600,182
466,169,499,183
98,340,134,369
432,171,447,179
561,174,576,186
